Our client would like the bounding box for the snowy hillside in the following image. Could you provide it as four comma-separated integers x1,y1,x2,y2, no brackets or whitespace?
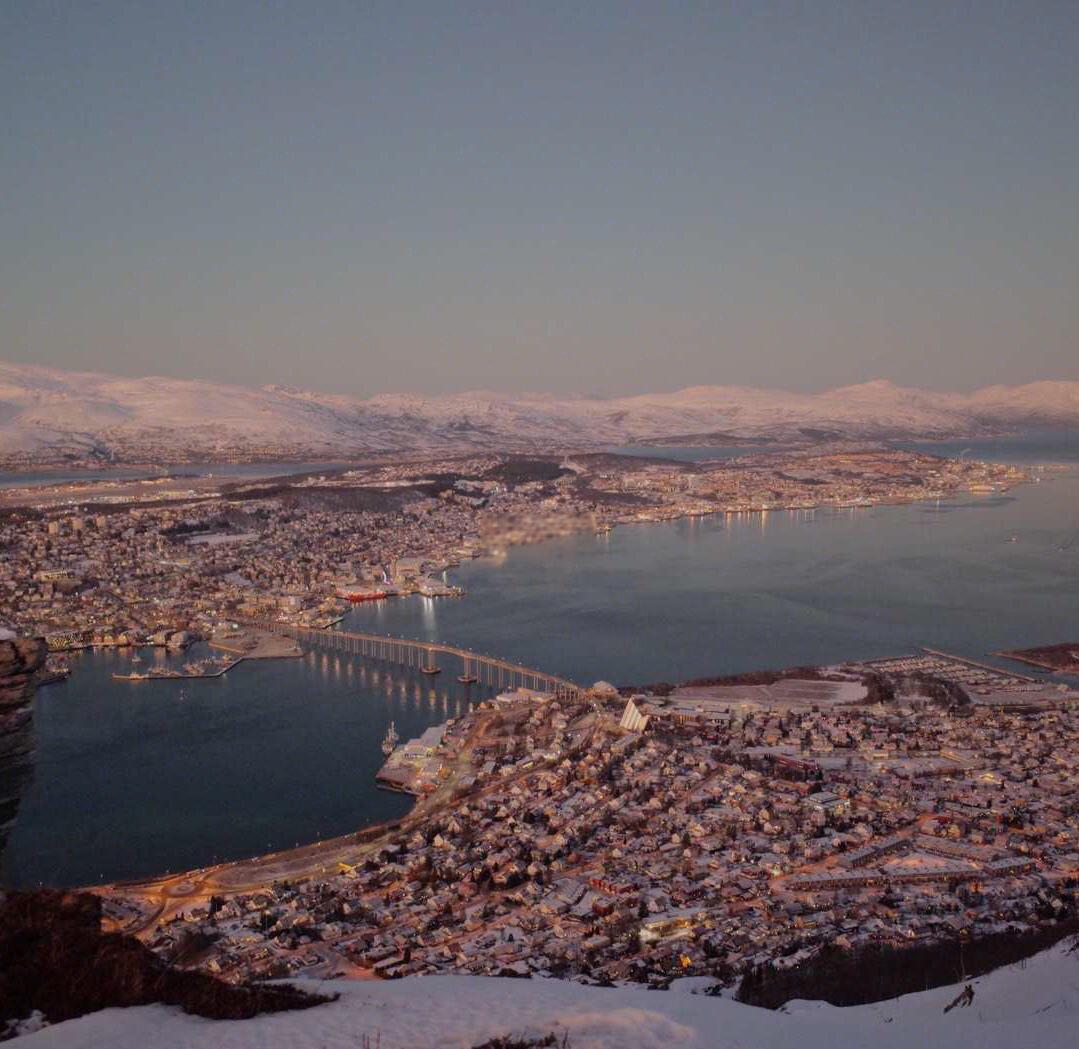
3,360,1079,463
19,938,1079,1048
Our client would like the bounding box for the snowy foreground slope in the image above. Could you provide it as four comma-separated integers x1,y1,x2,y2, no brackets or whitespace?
22,940,1079,1049
3,359,1079,460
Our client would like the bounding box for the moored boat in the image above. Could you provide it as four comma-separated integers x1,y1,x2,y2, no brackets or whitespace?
336,585,390,603
381,721,399,755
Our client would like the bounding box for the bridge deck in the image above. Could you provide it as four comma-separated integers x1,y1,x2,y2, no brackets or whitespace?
250,619,579,696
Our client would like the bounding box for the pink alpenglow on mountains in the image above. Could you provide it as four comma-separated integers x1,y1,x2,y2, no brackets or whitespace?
2,360,1078,464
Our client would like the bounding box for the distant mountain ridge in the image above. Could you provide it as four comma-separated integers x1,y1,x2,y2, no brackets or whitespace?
2,360,1078,465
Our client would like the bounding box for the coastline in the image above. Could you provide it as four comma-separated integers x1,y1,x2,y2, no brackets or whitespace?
62,470,1059,893
7,449,1075,894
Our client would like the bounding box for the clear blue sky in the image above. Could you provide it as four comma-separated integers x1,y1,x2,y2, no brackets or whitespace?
3,2,1077,396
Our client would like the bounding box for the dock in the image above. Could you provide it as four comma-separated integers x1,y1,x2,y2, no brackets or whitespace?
920,647,1038,683
208,629,304,659
112,659,240,682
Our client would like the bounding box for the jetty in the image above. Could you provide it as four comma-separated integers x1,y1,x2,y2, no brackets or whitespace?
112,659,240,682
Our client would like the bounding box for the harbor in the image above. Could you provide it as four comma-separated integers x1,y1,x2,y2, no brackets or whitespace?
376,723,450,796
111,655,240,681
111,628,303,682
5,456,1079,888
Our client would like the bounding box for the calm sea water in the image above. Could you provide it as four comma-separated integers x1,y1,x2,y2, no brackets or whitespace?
3,434,1078,887
0,461,356,490
894,429,1079,464
611,429,1079,465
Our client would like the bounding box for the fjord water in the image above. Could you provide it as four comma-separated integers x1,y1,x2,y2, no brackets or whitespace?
352,469,1079,686
3,439,1078,887
0,460,356,490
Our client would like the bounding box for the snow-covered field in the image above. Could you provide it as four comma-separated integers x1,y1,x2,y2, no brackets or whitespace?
21,939,1079,1048
3,358,1079,460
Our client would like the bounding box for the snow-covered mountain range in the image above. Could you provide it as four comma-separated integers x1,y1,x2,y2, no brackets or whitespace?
3,359,1079,464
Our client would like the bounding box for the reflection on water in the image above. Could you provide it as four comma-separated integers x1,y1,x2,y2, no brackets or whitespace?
0,755,33,865
344,469,1079,687
1,643,486,887
4,440,1079,888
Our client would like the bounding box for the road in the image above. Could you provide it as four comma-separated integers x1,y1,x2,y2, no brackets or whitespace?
100,703,591,936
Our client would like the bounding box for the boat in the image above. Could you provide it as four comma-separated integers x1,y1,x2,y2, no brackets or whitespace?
421,664,441,675
381,722,399,755
336,585,390,603
36,657,72,687
457,674,478,684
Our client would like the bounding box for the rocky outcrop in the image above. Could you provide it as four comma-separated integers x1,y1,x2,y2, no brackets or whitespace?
0,891,333,1036
0,637,46,857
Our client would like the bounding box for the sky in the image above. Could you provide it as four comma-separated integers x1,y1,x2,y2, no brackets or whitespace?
2,2,1078,397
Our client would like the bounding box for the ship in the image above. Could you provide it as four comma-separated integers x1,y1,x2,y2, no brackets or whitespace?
381,721,399,755
336,584,390,603
457,673,478,684
35,657,72,688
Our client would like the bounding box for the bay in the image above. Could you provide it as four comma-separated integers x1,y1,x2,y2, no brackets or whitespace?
3,435,1078,888
0,461,357,490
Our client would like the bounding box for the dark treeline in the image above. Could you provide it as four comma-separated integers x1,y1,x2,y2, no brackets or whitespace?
680,666,830,688
482,458,572,484
737,923,1079,1009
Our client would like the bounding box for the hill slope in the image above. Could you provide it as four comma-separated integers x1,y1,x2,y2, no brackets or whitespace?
19,937,1079,1048
3,360,1079,463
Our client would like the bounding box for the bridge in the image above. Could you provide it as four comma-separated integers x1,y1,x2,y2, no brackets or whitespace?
250,619,580,699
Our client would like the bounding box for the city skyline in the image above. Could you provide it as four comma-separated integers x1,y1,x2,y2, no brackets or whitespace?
4,3,1078,396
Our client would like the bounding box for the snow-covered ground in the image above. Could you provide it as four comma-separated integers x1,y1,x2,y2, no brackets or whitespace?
3,358,1079,460
21,939,1078,1048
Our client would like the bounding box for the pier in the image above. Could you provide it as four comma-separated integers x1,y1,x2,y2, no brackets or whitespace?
248,619,580,699
112,659,241,682
920,647,1038,683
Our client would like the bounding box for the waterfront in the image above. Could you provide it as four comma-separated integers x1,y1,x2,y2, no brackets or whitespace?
3,448,1078,888
346,467,1079,686
0,649,472,887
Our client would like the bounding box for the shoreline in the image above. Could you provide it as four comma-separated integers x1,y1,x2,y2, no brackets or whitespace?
84,622,1079,909
42,474,1063,892
11,456,1074,898
5,422,1079,476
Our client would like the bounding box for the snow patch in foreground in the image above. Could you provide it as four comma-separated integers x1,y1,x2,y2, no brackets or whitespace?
20,940,1079,1049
